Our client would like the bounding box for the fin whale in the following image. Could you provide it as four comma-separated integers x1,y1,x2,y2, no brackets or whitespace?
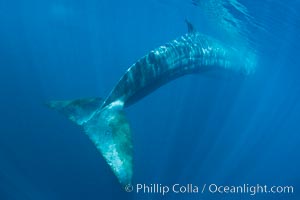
48,22,255,186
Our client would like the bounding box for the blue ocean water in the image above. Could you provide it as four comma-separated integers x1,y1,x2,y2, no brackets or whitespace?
0,0,299,199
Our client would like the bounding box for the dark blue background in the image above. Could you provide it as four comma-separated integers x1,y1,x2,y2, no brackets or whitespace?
0,0,299,199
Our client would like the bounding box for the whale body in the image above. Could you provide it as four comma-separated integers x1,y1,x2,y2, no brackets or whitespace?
48,23,255,186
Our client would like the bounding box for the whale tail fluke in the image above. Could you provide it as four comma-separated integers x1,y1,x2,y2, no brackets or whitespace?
47,98,103,125
47,98,133,186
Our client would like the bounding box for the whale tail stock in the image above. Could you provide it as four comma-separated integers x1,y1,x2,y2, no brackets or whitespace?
47,98,133,186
